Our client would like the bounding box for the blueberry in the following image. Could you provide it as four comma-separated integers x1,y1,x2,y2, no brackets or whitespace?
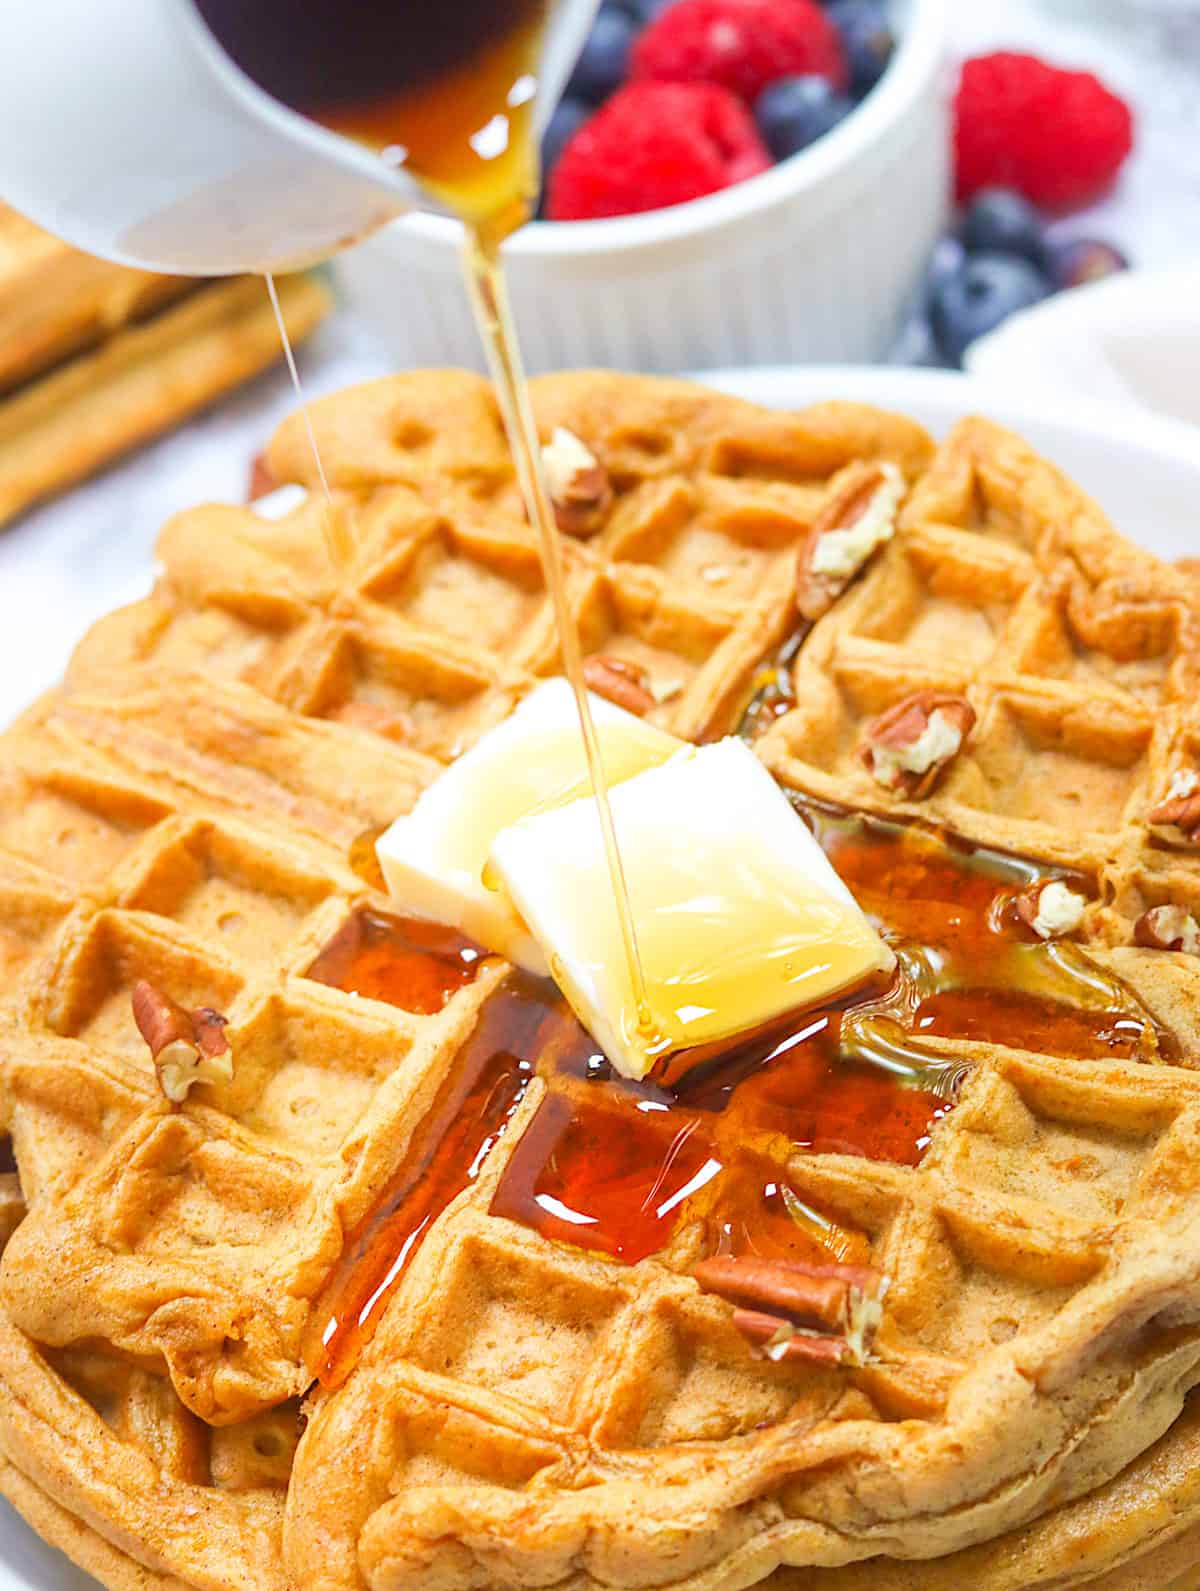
923,235,966,309
610,0,675,19
887,238,963,368
567,4,636,101
824,0,895,98
754,76,853,161
929,253,1050,366
960,187,1048,268
541,96,591,174
1046,237,1130,291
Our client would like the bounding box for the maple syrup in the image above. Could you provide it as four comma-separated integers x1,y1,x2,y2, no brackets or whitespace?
732,628,807,743
190,9,1175,1384
193,0,548,235
491,1009,949,1268
346,823,389,893
198,0,659,1050
803,802,1168,1061
463,229,660,1051
306,908,485,1015
312,968,586,1388
264,271,351,570
309,795,1167,1383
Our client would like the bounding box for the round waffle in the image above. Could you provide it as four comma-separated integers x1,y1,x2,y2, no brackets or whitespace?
1,373,1200,1590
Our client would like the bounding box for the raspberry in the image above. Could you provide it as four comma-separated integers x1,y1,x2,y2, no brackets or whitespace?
632,0,847,103
955,52,1134,211
546,82,771,222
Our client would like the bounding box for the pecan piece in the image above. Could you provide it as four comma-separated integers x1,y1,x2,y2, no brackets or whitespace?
583,655,656,717
1135,904,1200,955
132,980,233,1105
797,461,904,622
247,451,277,502
694,1255,887,1367
1148,769,1200,844
732,1309,854,1366
1015,879,1087,941
541,427,613,538
860,691,975,800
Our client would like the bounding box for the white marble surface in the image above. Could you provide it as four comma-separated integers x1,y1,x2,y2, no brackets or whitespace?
1,0,1198,729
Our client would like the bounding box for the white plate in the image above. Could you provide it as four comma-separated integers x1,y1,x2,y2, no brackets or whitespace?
966,265,1200,433
3,363,1199,1590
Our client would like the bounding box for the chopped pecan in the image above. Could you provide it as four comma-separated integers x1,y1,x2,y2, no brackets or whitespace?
732,1309,853,1366
797,461,904,622
1134,904,1200,955
132,980,233,1105
860,691,975,800
1148,769,1200,843
583,655,656,717
1015,879,1087,941
694,1255,887,1367
542,426,613,538
247,451,276,502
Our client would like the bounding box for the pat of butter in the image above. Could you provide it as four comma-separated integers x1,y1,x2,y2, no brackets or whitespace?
375,678,680,975
490,738,895,1080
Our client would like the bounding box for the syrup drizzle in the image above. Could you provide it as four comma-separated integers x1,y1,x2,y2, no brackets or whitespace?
310,802,1164,1385
733,628,807,743
462,228,655,1047
310,969,577,1389
263,272,352,569
230,0,656,1052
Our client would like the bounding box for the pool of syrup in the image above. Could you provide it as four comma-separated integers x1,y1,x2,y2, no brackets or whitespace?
309,803,1164,1386
305,907,485,1015
310,971,567,1388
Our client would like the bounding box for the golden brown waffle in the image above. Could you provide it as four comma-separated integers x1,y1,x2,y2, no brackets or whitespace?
2,372,1200,1591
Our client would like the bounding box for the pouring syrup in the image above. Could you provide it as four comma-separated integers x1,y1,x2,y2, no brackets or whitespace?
182,7,1172,1397
196,0,659,1048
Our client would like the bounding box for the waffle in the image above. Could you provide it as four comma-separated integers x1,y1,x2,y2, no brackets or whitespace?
0,203,329,526
1,371,1200,1591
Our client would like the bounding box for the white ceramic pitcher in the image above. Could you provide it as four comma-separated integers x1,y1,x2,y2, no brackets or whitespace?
0,0,595,275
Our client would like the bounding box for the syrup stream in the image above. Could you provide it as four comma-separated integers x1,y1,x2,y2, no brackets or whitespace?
462,227,654,1040
263,271,352,569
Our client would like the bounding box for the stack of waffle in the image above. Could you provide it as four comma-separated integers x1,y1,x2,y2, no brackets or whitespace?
0,206,328,526
1,370,1200,1591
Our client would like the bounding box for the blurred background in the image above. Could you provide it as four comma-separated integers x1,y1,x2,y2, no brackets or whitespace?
0,0,1196,713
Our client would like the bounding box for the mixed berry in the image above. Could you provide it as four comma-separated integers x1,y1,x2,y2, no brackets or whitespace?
542,0,893,221
905,50,1134,368
898,181,1131,371
540,8,1136,371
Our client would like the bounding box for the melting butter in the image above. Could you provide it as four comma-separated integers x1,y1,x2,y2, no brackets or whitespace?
375,678,679,974
490,738,895,1080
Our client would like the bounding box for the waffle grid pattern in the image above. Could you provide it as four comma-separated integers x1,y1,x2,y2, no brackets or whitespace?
760,418,1200,931
0,375,1198,1591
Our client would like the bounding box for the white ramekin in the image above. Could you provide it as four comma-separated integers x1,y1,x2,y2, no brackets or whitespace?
333,0,950,374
